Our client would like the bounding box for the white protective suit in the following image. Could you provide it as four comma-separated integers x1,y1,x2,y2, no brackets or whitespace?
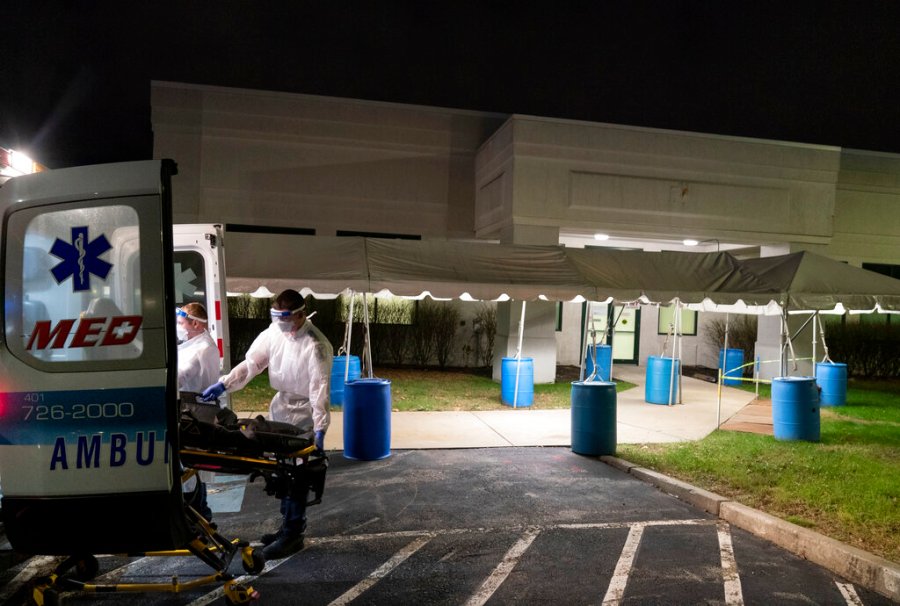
177,331,220,393
219,320,333,432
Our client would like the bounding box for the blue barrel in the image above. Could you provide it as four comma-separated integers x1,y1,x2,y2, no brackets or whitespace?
331,355,361,406
719,348,745,386
816,362,847,407
585,344,613,381
772,376,820,442
501,357,534,407
645,356,680,405
343,378,392,460
571,381,617,456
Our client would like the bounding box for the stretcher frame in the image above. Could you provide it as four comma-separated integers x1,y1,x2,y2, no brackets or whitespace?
29,413,327,606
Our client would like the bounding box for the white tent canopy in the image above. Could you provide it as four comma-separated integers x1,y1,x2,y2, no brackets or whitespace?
224,234,900,312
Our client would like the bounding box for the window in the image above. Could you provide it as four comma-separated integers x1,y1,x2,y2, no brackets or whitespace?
226,223,315,236
173,250,207,306
657,305,698,336
336,230,420,240
15,204,144,363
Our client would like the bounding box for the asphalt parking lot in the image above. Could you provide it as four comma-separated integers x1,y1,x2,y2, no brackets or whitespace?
1,447,894,605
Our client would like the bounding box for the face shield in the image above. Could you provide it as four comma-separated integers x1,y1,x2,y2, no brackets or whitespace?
271,306,305,332
176,307,207,341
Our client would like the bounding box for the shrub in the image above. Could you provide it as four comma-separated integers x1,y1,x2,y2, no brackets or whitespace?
701,315,758,376
822,321,900,378
473,304,497,368
433,304,462,368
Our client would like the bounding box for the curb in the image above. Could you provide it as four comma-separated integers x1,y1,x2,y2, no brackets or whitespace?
600,455,900,603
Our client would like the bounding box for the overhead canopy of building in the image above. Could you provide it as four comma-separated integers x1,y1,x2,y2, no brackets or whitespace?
224,233,900,313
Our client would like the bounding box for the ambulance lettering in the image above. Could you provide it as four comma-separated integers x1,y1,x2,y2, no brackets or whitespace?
48,430,167,470
26,316,142,350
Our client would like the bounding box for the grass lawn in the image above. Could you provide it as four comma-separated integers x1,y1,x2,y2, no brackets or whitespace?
231,367,637,412
619,378,900,563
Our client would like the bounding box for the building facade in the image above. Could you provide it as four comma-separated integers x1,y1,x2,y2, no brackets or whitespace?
151,81,900,380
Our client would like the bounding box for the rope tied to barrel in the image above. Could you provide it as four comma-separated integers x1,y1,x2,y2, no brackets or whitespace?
660,321,674,357
817,314,833,364
782,312,799,373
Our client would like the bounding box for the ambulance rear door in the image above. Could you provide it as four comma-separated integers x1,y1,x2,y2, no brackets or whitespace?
0,160,191,554
173,224,231,403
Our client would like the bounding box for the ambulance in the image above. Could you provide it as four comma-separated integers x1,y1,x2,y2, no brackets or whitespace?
0,160,231,554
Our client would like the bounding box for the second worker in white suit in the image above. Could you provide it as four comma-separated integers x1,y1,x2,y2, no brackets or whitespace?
202,288,332,559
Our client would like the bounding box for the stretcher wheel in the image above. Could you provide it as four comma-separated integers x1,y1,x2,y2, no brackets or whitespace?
73,555,99,581
241,547,266,574
223,580,259,604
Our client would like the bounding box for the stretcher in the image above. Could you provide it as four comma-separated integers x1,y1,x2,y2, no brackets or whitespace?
25,393,328,606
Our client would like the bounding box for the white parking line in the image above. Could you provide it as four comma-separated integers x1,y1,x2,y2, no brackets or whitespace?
327,535,433,606
7,518,740,605
464,527,541,606
836,581,864,605
602,524,644,605
717,521,744,605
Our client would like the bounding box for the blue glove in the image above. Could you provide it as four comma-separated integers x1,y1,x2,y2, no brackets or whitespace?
201,382,226,402
314,430,325,452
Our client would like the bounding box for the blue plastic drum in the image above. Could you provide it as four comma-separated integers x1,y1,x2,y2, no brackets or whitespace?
816,362,847,407
331,355,361,406
772,376,820,442
343,378,392,460
719,348,745,387
571,381,617,456
501,357,534,407
585,344,612,381
645,356,680,405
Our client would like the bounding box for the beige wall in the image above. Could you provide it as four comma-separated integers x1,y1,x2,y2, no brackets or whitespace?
152,82,505,237
822,149,900,265
476,115,843,247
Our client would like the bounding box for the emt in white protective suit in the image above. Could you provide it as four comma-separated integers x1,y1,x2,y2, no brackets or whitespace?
201,289,332,559
176,302,219,522
176,302,220,393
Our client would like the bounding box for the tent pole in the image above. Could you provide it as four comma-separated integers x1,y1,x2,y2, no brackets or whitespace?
668,301,679,406
609,304,624,382
579,301,592,381
513,300,526,408
677,303,684,404
718,312,729,427
812,311,818,377
363,293,373,378
345,292,355,383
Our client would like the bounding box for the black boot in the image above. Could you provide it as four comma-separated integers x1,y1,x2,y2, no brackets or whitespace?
260,530,282,546
262,533,305,559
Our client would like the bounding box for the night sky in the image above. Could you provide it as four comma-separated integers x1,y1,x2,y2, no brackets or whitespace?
3,1,900,169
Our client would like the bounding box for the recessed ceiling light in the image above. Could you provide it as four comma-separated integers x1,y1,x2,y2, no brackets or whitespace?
593,233,610,241
683,239,699,246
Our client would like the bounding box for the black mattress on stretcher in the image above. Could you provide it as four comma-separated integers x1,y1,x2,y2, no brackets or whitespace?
179,392,315,457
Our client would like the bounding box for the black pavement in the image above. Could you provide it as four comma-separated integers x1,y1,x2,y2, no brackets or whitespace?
1,448,895,605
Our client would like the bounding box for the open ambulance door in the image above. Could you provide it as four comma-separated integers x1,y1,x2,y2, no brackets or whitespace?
0,160,191,554
173,224,231,405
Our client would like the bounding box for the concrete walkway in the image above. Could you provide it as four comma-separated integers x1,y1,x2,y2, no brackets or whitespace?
243,365,758,449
